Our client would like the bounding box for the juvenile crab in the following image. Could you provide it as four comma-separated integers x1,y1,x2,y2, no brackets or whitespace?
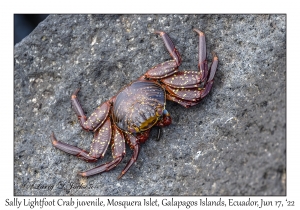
51,29,218,179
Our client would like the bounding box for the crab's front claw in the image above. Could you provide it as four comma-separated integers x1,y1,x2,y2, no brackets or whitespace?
156,109,172,127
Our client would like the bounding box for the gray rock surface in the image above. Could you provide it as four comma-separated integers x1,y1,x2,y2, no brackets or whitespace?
14,14,286,195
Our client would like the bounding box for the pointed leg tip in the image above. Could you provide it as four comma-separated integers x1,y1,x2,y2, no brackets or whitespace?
72,88,80,98
193,29,204,36
78,172,87,177
212,52,218,60
117,172,124,179
154,30,165,36
213,54,218,61
50,132,58,145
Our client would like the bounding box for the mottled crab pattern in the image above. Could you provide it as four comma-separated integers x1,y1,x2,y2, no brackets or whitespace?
51,29,218,179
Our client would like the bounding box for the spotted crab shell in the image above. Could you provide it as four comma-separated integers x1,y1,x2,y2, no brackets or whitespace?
112,80,166,133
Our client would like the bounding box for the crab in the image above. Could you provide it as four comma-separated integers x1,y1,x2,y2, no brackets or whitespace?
51,29,218,179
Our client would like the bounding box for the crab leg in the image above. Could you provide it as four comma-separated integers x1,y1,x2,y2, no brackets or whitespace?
88,118,112,159
161,71,201,88
78,125,125,177
145,61,179,79
197,53,218,99
207,53,218,82
51,132,97,162
118,133,140,179
193,29,208,82
166,94,199,108
165,76,216,108
164,57,217,108
154,30,181,66
163,29,218,108
144,31,182,79
71,89,111,132
51,117,112,162
164,86,204,102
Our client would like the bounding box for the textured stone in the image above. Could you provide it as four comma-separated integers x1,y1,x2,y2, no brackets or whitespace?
14,14,286,195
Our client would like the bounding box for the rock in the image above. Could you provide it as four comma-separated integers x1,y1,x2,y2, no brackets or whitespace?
14,14,286,195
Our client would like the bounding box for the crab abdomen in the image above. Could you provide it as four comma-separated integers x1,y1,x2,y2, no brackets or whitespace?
112,80,165,133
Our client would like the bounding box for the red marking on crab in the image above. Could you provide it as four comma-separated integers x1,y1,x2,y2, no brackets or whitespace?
51,28,218,178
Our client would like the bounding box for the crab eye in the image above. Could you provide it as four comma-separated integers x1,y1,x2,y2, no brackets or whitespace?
163,109,170,116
